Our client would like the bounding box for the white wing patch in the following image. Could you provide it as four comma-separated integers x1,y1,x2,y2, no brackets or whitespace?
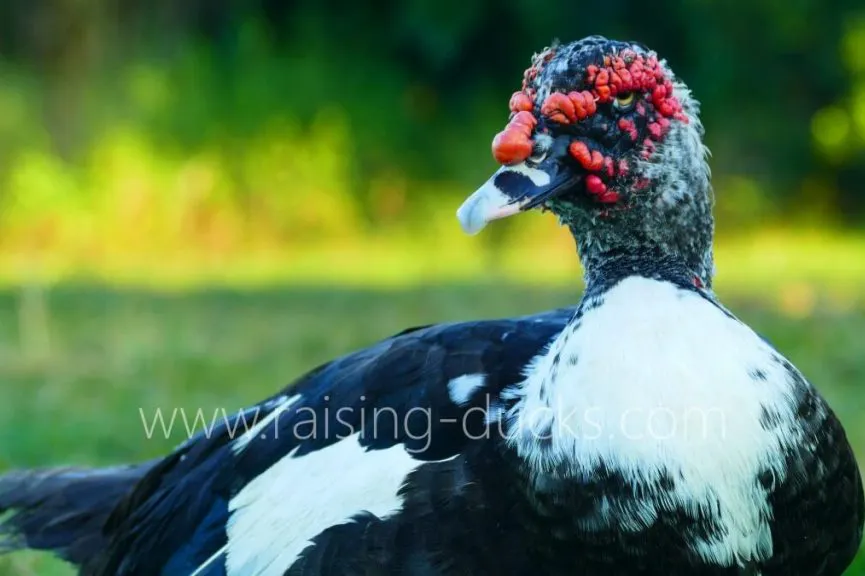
232,394,301,454
224,433,423,576
448,374,486,406
506,276,807,566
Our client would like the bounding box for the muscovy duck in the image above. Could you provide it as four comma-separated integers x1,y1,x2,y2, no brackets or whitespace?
0,35,862,576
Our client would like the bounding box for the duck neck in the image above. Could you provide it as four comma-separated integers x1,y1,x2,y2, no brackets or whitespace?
565,190,715,292
576,243,709,296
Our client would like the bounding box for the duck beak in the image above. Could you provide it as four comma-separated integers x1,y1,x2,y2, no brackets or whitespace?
457,143,579,235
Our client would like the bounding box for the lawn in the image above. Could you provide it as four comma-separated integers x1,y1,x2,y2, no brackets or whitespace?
0,283,862,574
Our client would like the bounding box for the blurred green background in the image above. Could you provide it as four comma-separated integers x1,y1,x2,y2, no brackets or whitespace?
0,0,864,574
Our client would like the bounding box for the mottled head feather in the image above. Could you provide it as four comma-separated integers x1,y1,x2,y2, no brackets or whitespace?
504,36,715,287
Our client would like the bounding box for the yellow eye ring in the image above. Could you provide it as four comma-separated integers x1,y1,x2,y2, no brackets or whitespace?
613,91,636,110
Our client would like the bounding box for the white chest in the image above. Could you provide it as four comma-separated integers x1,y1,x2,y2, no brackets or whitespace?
505,276,810,566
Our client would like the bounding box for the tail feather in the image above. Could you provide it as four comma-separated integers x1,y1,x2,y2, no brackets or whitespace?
0,463,152,566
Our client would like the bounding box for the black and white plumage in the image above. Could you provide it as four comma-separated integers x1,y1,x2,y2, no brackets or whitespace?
0,36,862,575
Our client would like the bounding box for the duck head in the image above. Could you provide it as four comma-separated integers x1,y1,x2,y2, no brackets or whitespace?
458,36,714,287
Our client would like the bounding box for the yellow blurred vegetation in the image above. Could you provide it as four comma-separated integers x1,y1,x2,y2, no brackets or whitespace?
0,103,862,305
0,15,863,312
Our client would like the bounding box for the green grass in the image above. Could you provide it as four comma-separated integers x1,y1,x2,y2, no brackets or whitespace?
0,283,862,574
2,229,865,296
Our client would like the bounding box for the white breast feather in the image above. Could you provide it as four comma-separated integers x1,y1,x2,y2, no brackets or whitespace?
505,276,812,566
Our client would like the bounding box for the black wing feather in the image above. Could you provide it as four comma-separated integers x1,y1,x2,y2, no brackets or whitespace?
84,307,574,574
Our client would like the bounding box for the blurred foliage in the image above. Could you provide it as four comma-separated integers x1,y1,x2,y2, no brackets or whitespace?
0,0,863,280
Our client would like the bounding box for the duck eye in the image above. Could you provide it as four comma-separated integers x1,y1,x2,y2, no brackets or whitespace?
528,134,552,164
613,91,636,110
529,147,547,164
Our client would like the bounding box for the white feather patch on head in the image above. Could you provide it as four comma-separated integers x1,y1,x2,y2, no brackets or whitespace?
637,74,711,207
